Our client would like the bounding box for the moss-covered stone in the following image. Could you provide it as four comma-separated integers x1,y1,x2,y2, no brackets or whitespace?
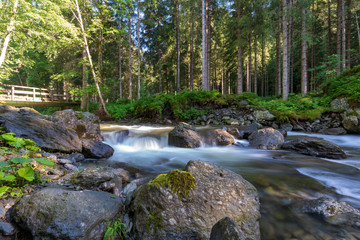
148,169,196,198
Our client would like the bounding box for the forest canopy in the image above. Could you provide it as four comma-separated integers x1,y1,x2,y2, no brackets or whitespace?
0,0,359,108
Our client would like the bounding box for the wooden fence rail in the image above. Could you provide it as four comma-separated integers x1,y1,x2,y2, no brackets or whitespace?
0,84,75,103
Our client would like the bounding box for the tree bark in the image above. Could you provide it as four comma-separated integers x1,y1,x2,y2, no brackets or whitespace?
356,8,360,53
336,0,342,75
301,4,308,94
346,0,351,68
202,0,207,90
190,20,194,91
341,0,346,70
176,0,180,93
74,0,109,115
0,0,19,68
236,0,243,94
206,0,211,90
261,34,265,97
137,0,141,99
276,12,282,95
282,0,289,101
81,46,89,111
254,35,258,95
247,35,252,92
128,12,133,101
119,31,123,99
328,0,332,55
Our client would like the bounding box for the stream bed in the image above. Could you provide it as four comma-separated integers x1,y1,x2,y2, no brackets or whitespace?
101,124,360,239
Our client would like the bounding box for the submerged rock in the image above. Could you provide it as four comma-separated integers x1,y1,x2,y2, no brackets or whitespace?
206,129,234,146
210,217,245,240
132,160,260,240
168,123,203,148
318,127,347,135
294,197,360,228
226,127,243,139
13,187,123,240
248,128,284,150
282,136,347,159
81,139,114,159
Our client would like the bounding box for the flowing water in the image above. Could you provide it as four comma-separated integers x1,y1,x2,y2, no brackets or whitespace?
101,124,360,239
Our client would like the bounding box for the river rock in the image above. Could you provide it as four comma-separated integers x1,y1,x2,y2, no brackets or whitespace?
81,139,114,159
132,160,260,240
295,197,360,228
73,166,130,189
0,222,16,236
330,98,349,110
318,127,347,135
168,123,203,148
248,128,284,150
238,122,263,139
282,136,347,159
49,109,103,141
226,127,243,139
206,129,235,146
210,217,245,240
0,106,82,152
253,110,275,121
342,114,360,133
13,187,123,240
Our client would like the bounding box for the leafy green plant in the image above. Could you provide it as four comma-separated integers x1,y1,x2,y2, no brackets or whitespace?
103,218,128,240
0,133,39,154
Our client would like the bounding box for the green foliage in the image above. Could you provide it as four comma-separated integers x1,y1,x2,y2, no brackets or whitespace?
0,133,39,154
322,64,360,103
103,217,128,240
35,107,61,116
145,211,163,233
149,169,196,198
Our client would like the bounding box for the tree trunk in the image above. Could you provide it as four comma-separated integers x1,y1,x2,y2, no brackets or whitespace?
202,0,207,90
190,20,194,91
346,0,351,68
301,4,308,94
276,12,281,95
206,0,211,90
137,0,141,99
261,35,265,97
158,50,162,92
128,13,133,101
119,33,123,99
0,0,19,68
328,0,332,55
356,8,360,53
247,35,252,92
336,0,342,75
254,35,257,95
341,0,346,70
282,0,289,101
236,0,243,94
81,46,89,111
74,0,109,115
176,0,180,93
288,0,292,93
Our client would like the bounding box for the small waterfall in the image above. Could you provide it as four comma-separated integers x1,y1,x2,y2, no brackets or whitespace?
122,136,167,150
102,130,130,145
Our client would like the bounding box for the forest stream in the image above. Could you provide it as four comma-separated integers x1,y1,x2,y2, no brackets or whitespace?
100,124,360,239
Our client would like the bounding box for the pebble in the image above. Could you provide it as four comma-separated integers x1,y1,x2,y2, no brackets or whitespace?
0,222,16,236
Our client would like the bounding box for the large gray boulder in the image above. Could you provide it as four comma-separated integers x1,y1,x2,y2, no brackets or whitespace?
342,114,360,133
168,123,203,148
13,187,123,240
282,136,347,159
330,98,349,110
206,129,234,146
81,139,114,159
131,160,260,240
48,109,103,141
0,106,82,152
248,128,284,150
253,110,275,121
237,122,262,139
210,217,245,240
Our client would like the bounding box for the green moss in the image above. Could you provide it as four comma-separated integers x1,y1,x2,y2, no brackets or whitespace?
148,169,196,198
145,211,163,232
76,113,84,120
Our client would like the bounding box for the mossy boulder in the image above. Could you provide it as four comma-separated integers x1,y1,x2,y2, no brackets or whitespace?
131,160,260,240
13,187,123,240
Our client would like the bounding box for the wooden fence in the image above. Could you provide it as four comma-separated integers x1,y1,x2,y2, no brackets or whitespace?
0,84,74,103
